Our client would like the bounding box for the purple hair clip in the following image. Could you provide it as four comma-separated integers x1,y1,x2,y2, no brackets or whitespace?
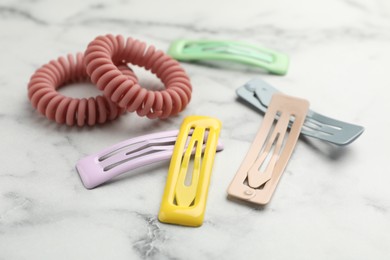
76,130,224,189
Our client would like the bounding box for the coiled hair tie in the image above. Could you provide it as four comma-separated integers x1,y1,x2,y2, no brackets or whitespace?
28,53,137,126
84,34,192,119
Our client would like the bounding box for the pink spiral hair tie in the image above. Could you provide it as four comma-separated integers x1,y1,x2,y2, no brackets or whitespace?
28,53,137,126
84,34,192,119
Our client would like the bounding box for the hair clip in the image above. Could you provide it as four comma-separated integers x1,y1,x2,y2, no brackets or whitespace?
228,93,309,205
158,116,222,227
168,40,289,75
76,129,224,189
236,78,364,146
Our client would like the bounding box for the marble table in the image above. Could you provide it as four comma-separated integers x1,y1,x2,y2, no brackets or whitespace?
1,0,389,259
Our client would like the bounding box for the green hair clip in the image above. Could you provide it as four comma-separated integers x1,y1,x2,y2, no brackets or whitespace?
167,39,289,75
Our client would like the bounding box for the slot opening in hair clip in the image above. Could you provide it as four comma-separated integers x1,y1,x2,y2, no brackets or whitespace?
182,42,275,64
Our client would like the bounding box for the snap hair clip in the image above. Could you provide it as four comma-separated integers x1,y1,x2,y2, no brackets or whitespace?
228,93,309,205
76,129,224,189
236,78,364,146
84,34,193,119
167,39,289,75
158,116,222,227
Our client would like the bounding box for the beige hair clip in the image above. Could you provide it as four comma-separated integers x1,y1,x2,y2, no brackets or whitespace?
228,93,309,205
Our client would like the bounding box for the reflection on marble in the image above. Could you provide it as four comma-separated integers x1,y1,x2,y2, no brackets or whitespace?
1,0,390,259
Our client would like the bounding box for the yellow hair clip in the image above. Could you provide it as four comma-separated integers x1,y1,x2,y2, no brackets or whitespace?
158,116,222,227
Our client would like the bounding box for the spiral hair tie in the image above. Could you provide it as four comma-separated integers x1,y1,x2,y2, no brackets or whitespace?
84,34,192,119
28,53,137,126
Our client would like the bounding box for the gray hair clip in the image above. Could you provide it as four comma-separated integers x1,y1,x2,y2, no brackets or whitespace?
236,78,364,146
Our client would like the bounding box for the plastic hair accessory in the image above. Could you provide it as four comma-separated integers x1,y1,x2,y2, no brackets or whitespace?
84,34,192,119
236,78,364,146
76,129,224,189
228,93,309,205
158,116,222,227
28,53,135,126
168,39,289,75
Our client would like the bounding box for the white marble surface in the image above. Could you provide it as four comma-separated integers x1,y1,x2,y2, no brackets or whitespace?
1,0,390,259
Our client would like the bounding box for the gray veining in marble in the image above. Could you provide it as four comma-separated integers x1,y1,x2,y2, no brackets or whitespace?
1,0,390,259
